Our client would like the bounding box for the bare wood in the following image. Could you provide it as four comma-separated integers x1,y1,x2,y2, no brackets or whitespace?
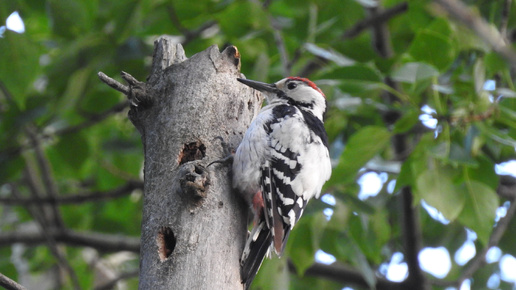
101,38,263,289
0,273,26,290
434,0,516,69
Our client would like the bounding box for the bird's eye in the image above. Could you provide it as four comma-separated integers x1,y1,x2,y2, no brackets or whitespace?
287,83,297,90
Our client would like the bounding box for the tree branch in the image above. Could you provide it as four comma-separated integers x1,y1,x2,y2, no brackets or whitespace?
298,2,408,77
94,270,139,290
53,100,130,136
0,273,26,290
166,4,217,46
97,72,129,95
11,185,80,290
0,229,140,253
289,261,406,290
270,18,291,77
458,194,516,285
0,180,143,205
342,2,408,39
400,187,428,289
25,127,64,228
500,0,512,37
0,100,130,160
369,3,426,289
434,0,516,69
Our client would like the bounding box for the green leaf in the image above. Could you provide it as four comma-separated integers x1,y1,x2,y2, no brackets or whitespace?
347,220,377,288
465,156,499,190
327,126,391,187
415,169,465,221
215,1,268,37
53,132,90,173
0,31,41,108
391,62,439,84
408,30,456,72
287,213,326,275
323,64,383,83
393,109,421,133
252,257,290,290
347,212,388,264
476,122,516,147
457,181,498,246
46,0,94,38
395,133,436,192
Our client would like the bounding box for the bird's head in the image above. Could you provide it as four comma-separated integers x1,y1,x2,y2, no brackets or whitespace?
237,77,327,120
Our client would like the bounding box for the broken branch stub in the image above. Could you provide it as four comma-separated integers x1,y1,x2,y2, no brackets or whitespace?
99,37,263,289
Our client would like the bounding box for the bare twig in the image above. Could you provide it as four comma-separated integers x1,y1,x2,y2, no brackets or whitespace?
434,0,516,69
400,187,429,289
94,270,139,290
97,72,129,95
0,228,140,253
0,100,130,159
166,4,217,46
289,261,403,290
25,127,64,228
0,180,142,205
53,100,129,136
11,185,81,290
499,0,512,38
458,195,516,285
369,3,426,288
298,2,408,76
342,2,408,39
271,21,291,77
498,175,516,200
0,273,26,290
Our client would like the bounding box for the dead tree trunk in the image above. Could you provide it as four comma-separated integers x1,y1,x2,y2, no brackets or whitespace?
99,37,263,289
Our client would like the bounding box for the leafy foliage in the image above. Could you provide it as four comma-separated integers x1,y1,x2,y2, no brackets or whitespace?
1,0,516,289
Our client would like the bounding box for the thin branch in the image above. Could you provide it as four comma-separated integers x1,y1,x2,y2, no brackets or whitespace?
498,175,516,200
289,261,403,290
298,2,408,77
458,195,516,285
97,72,129,95
94,270,139,290
367,6,394,58
342,2,408,39
166,4,217,46
0,228,140,253
500,0,512,37
53,100,129,136
22,166,60,231
368,2,426,288
0,180,143,205
11,185,81,290
400,187,428,289
434,0,516,69
0,273,26,290
25,127,64,228
271,20,291,77
0,100,130,159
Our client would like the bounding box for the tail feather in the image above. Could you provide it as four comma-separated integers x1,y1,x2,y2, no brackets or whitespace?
240,220,272,290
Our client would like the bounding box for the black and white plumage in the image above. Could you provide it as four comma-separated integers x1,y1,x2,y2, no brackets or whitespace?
233,77,332,289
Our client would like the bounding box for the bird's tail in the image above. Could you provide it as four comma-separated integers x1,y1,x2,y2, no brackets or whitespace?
240,220,272,290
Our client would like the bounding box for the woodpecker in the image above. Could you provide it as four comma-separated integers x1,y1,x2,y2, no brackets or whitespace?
233,77,332,289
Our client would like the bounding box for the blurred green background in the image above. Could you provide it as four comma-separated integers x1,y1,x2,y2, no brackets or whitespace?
1,0,516,289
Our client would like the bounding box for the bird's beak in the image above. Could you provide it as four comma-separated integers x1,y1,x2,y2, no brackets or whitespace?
237,78,278,94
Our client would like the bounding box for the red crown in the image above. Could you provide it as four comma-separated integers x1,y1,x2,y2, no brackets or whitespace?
287,77,325,98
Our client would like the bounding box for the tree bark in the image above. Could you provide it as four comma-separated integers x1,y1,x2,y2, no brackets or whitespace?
101,37,263,289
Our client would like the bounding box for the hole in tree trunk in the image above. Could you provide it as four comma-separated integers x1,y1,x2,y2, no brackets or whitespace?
157,226,176,261
178,141,206,164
